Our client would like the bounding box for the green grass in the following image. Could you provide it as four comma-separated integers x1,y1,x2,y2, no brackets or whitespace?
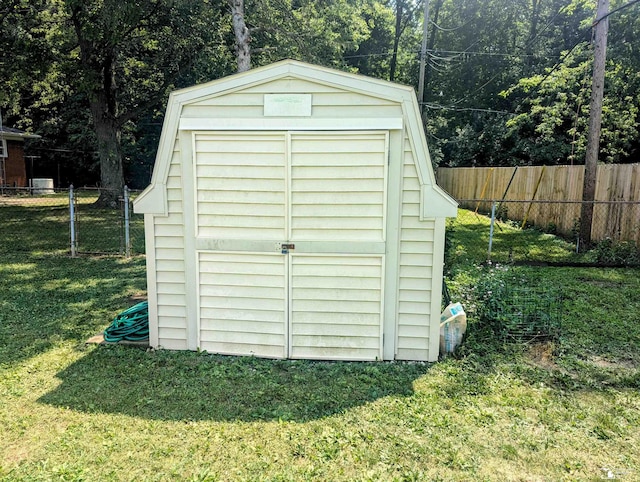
1,206,639,481
448,209,583,265
0,192,145,256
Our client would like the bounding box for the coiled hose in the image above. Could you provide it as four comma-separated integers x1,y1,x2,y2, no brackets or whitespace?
104,301,149,343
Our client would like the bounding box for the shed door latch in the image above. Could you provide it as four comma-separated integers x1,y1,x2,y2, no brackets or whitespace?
280,243,295,254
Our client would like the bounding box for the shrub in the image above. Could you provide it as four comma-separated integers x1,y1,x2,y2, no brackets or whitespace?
444,219,456,275
586,238,640,266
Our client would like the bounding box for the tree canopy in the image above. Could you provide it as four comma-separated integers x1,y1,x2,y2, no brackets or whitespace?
1,0,639,191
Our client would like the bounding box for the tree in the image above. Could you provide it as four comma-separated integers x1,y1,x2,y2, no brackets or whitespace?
389,0,420,82
229,0,251,72
343,1,396,79
237,0,374,70
0,1,55,124
58,0,227,206
6,0,638,186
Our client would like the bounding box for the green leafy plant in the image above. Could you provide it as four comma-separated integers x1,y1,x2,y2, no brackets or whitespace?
443,219,457,275
586,238,640,266
470,264,562,342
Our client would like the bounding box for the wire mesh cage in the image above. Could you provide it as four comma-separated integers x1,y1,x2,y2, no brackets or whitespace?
494,285,563,342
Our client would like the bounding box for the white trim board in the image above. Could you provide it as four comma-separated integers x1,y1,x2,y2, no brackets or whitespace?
179,118,403,131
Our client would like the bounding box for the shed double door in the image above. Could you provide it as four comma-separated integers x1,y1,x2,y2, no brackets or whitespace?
194,131,388,360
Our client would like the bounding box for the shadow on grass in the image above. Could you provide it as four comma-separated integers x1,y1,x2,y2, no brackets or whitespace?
0,255,146,367
39,346,431,422
0,204,70,255
0,202,145,256
450,212,581,266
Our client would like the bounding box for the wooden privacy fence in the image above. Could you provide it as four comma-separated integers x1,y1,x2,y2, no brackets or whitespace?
437,164,640,245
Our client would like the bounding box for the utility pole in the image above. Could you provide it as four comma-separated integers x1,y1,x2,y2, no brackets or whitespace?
418,0,430,112
579,0,609,251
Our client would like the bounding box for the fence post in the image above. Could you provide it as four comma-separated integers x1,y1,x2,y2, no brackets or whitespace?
488,200,496,262
69,185,77,257
124,185,131,257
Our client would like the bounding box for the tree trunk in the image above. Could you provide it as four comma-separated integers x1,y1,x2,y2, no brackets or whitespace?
229,0,251,72
389,0,403,82
91,102,124,208
524,0,540,74
89,56,124,208
71,8,124,208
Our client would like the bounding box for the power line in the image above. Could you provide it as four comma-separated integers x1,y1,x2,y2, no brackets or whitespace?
520,6,565,52
422,102,514,116
514,31,591,108
344,0,637,113
431,49,538,58
344,48,539,61
594,0,640,24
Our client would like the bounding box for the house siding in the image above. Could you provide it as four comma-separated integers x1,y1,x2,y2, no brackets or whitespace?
396,135,436,361
153,140,188,350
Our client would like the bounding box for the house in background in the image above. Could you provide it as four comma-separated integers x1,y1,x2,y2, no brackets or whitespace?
1,126,41,187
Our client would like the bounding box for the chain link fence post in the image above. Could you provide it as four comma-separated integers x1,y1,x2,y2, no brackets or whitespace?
69,185,77,257
124,185,131,258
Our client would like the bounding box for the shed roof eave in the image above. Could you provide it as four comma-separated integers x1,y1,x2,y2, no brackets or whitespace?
421,184,458,219
170,59,417,107
133,184,166,215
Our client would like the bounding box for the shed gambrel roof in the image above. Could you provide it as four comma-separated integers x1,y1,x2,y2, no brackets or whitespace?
134,59,457,217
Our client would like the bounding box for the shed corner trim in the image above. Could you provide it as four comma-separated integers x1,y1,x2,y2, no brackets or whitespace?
420,184,458,219
133,184,167,215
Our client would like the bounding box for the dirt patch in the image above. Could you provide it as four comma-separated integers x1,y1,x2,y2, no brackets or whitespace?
589,356,637,370
527,341,558,370
3,444,31,466
128,292,147,303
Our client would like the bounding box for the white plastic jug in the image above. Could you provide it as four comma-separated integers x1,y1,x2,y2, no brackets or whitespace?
439,302,467,355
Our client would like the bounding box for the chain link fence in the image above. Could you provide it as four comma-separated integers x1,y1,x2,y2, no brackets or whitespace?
0,186,145,257
3,188,638,265
450,200,640,266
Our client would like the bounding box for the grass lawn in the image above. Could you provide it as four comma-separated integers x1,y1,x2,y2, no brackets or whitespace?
0,191,145,256
1,206,639,481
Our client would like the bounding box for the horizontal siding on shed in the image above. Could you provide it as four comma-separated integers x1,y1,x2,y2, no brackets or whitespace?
153,139,188,350
290,254,383,361
159,338,188,350
290,133,387,242
183,78,402,119
198,252,286,358
395,135,435,361
194,133,287,240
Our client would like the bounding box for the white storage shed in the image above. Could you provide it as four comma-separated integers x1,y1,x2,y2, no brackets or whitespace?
134,59,457,362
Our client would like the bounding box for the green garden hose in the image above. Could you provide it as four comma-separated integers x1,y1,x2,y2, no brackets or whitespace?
104,301,149,343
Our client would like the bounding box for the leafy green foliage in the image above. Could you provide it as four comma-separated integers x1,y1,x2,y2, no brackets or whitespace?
586,238,640,266
502,43,640,165
466,264,562,342
3,0,640,191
